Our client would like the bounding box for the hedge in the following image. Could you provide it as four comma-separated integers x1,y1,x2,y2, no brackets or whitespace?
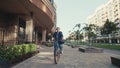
46,42,53,47
0,44,36,61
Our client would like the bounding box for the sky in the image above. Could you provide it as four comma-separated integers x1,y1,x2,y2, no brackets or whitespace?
54,0,109,39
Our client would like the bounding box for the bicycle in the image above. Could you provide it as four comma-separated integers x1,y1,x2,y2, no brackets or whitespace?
54,42,61,64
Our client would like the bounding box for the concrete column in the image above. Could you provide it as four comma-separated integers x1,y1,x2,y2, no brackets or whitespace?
35,31,39,44
26,19,34,43
42,29,46,43
96,40,98,43
117,38,120,44
103,39,106,43
109,39,112,44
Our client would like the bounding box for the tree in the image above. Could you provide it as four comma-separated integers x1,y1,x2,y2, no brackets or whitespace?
74,30,83,40
101,19,119,35
79,33,84,40
101,19,110,35
73,24,81,30
83,24,97,46
67,32,76,41
74,30,79,41
100,19,120,43
73,24,81,45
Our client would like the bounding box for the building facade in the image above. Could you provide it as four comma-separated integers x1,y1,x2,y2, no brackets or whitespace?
87,0,120,44
87,0,120,27
0,0,56,45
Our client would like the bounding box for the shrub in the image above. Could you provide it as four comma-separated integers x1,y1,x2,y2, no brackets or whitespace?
46,42,53,47
0,44,37,61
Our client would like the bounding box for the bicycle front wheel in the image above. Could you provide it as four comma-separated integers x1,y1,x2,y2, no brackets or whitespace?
54,51,60,64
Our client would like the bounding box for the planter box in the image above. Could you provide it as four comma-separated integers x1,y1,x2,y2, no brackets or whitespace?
71,45,81,48
111,56,120,67
0,60,10,68
0,51,38,68
79,47,103,53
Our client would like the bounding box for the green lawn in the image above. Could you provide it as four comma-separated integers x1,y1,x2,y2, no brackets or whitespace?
66,41,120,50
65,41,87,46
92,44,120,50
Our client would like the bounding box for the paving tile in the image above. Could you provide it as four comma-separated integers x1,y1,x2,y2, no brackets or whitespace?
12,45,119,68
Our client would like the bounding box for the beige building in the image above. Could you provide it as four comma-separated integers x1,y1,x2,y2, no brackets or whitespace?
87,0,120,44
87,0,120,27
0,0,56,45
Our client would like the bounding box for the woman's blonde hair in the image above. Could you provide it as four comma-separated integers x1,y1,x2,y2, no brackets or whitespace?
56,27,60,30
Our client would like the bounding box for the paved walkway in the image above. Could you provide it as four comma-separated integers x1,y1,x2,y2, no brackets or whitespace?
104,49,120,55
12,45,119,68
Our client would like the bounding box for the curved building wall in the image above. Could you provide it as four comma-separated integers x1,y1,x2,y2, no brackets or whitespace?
0,0,56,45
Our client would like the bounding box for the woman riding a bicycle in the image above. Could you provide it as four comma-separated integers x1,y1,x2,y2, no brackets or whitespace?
53,27,64,54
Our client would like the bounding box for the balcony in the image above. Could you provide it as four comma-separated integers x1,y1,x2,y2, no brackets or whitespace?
30,0,56,23
0,0,56,32
27,0,56,32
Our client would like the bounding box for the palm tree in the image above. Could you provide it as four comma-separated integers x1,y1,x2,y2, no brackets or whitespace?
73,24,81,45
83,24,97,47
79,33,84,44
73,24,81,30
